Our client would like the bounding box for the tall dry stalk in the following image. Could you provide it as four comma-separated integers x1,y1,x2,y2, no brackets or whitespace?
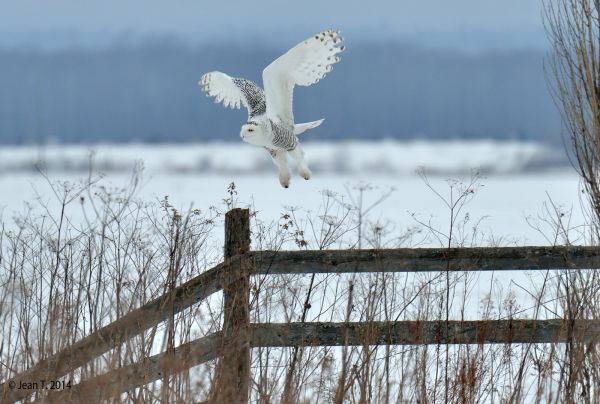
545,0,600,239
545,3,600,402
3,169,595,403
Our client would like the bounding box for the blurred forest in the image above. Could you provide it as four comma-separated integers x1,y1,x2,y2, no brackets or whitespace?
0,39,560,145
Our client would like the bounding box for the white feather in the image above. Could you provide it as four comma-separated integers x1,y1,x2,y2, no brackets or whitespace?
262,29,344,124
199,71,249,111
294,119,324,135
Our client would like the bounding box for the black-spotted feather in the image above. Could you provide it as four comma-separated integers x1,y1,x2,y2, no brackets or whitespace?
199,72,266,119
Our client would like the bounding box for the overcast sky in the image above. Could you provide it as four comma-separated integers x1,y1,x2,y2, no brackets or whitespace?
0,0,548,50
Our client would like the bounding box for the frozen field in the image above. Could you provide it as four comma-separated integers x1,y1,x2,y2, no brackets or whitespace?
0,142,583,325
0,142,588,402
0,140,581,246
0,139,566,176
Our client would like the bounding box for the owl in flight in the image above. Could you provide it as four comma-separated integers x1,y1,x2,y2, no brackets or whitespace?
199,29,344,188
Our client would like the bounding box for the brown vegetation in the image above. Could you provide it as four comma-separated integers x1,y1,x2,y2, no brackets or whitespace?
0,171,596,403
3,1,600,401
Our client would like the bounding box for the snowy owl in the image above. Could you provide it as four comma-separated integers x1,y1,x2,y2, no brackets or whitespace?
199,29,344,188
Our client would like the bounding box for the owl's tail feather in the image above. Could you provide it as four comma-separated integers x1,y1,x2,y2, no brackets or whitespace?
294,119,324,135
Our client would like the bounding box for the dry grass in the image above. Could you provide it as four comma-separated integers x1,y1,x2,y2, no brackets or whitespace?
3,0,600,395
0,165,596,404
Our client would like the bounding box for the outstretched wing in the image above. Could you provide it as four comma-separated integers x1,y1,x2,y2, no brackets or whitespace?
199,72,266,120
262,29,344,124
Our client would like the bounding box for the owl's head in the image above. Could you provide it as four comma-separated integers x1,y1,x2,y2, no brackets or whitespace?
240,121,267,146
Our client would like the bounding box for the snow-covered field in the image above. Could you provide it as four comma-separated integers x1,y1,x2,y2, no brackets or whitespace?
0,140,581,246
0,139,566,176
0,141,582,327
0,141,587,402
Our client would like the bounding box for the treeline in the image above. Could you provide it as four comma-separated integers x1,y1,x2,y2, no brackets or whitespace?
0,39,560,144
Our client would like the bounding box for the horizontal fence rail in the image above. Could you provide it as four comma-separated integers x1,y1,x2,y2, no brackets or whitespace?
44,319,600,402
250,246,600,275
2,206,599,402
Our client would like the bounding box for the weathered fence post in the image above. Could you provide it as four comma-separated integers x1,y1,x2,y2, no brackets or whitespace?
214,208,251,403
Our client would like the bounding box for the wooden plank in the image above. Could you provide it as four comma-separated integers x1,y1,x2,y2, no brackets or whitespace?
39,331,223,403
42,319,600,403
1,260,236,403
213,208,252,403
250,246,600,275
250,319,600,346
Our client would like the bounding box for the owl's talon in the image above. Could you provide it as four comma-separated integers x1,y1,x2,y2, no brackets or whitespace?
299,166,312,180
279,170,291,188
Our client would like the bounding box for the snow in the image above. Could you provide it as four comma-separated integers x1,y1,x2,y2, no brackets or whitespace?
0,141,580,246
0,141,586,400
0,139,566,176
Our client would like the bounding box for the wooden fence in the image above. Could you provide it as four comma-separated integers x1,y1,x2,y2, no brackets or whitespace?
2,208,600,403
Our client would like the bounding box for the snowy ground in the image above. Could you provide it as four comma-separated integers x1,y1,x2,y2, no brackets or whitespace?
0,139,566,176
0,140,582,322
0,140,580,246
0,141,587,400
0,166,581,324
